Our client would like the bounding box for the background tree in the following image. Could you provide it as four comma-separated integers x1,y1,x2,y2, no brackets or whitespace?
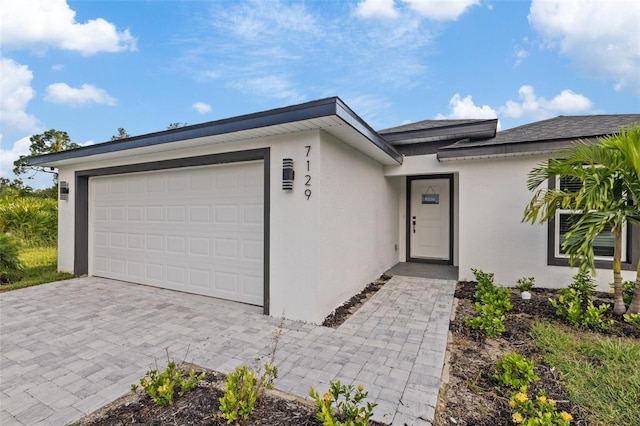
111,127,131,140
523,125,640,315
13,129,80,185
167,122,188,130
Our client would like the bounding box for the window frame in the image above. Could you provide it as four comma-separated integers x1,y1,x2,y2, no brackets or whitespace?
547,176,638,271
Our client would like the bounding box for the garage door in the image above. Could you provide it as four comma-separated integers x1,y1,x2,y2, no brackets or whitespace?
90,161,264,306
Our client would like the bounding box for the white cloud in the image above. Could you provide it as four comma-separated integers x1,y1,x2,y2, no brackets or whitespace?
219,0,317,40
514,48,529,67
52,64,64,71
0,136,31,178
403,0,480,20
0,58,39,133
500,85,592,119
45,83,117,106
192,102,212,114
354,0,479,21
529,0,640,95
354,0,399,19
0,0,137,55
435,94,498,120
230,76,304,103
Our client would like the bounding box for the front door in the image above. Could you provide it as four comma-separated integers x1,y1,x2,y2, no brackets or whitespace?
408,176,452,263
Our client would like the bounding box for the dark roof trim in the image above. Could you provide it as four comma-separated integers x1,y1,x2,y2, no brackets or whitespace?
381,119,497,145
436,137,596,161
26,97,402,166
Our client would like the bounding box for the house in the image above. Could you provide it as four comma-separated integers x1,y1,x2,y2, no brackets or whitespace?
26,97,639,323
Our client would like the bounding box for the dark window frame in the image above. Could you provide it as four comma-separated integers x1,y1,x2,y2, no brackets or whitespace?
546,176,638,271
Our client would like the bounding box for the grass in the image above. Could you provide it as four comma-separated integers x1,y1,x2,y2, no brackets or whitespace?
0,246,74,292
530,320,640,426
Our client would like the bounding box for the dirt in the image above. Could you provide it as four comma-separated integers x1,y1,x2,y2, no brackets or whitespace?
75,279,639,425
433,282,640,426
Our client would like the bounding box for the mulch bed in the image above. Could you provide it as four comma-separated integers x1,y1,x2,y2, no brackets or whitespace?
433,282,639,426
322,274,392,328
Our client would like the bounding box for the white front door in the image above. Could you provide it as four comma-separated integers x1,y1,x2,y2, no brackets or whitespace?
409,178,451,261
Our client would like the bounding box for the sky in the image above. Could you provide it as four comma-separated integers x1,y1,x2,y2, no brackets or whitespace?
1,0,639,189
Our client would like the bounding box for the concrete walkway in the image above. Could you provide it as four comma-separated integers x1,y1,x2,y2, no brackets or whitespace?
0,275,455,426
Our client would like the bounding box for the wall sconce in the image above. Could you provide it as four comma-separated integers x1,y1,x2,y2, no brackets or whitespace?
282,158,294,190
59,181,70,201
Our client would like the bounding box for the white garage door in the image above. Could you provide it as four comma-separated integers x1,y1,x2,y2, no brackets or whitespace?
90,161,264,306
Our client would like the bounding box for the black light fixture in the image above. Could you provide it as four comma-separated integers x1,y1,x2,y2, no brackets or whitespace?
59,181,69,201
282,158,294,190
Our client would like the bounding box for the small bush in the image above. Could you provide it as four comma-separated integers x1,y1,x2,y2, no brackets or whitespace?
623,313,640,329
494,353,539,389
219,362,278,423
509,387,573,425
310,381,377,426
550,272,613,331
0,233,23,284
131,355,205,406
516,277,535,292
465,269,512,337
568,271,596,303
621,281,635,306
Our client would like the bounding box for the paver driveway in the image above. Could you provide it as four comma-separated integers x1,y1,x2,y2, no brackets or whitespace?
0,275,455,426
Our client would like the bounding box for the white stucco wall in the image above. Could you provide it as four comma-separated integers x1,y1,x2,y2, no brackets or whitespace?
54,129,399,323
386,153,635,292
315,132,399,323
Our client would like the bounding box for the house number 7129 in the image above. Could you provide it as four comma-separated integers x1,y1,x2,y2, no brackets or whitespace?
304,145,311,200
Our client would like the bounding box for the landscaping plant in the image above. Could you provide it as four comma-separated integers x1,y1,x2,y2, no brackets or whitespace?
219,361,278,423
0,233,23,284
523,125,640,315
509,387,573,425
465,268,512,337
0,197,57,246
131,352,205,406
623,313,640,329
494,353,539,390
309,381,377,426
219,316,283,423
549,273,613,331
516,277,535,293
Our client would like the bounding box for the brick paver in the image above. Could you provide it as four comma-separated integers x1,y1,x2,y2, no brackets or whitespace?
0,275,455,425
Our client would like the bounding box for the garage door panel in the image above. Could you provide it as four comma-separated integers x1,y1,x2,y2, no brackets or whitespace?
90,161,264,306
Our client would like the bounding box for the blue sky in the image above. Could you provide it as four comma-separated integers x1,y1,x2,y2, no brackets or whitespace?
1,0,639,188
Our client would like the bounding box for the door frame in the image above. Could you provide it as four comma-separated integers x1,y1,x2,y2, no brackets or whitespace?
74,148,271,315
406,174,454,265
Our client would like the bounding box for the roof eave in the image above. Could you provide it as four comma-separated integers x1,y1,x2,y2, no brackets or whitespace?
26,97,402,167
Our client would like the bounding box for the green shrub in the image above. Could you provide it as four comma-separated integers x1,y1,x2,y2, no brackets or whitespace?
0,197,57,246
516,277,535,292
509,388,573,425
465,269,512,337
131,356,205,406
309,381,377,426
623,313,640,329
568,271,596,303
621,281,635,306
0,233,24,283
550,272,613,331
494,353,539,389
219,361,278,424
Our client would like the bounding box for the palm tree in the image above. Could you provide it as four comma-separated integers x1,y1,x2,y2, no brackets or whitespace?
523,125,640,315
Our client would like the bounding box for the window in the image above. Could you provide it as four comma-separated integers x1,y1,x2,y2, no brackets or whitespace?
548,176,636,270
